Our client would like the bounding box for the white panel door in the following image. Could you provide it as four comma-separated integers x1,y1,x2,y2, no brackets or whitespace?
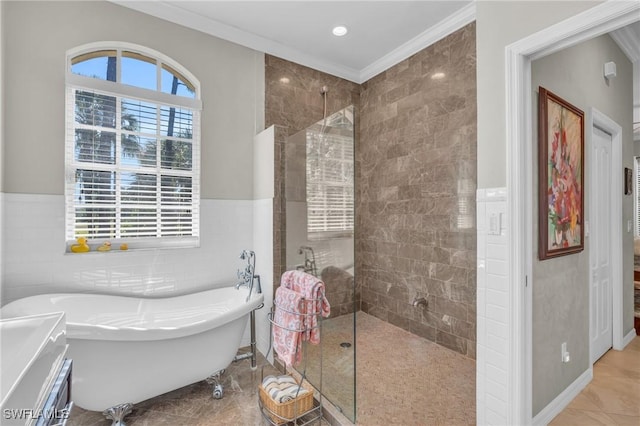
590,126,613,363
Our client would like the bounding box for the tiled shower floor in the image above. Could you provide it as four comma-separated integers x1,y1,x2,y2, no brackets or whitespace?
302,311,476,425
68,312,475,425
354,312,475,425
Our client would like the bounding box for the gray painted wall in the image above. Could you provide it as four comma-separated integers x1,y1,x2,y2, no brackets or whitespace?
476,0,603,189
2,1,264,199
531,34,633,416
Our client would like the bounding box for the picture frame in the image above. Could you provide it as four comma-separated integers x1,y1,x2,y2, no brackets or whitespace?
538,87,584,260
624,167,632,195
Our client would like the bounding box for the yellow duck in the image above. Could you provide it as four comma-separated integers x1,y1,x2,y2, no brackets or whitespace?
70,237,90,253
97,242,112,252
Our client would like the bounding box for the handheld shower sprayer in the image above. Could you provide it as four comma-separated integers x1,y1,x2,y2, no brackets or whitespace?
297,246,318,276
239,250,254,260
236,250,260,301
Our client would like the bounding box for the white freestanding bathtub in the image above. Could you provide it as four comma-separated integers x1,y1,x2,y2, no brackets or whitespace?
0,286,263,415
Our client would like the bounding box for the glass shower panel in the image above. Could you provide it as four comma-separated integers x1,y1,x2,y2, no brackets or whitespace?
284,105,356,422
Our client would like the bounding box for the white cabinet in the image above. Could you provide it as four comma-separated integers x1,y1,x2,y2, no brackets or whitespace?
0,313,72,426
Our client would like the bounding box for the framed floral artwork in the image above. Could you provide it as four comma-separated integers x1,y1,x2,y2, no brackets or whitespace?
538,87,584,260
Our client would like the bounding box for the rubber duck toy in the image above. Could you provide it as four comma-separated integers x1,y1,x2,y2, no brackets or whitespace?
119,243,129,251
70,237,90,253
97,242,112,252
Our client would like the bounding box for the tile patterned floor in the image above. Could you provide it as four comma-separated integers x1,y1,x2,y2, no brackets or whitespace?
67,349,330,426
67,312,476,426
354,312,476,426
67,326,636,425
550,336,640,426
296,312,356,420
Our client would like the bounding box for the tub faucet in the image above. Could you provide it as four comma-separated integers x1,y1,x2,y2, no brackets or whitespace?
236,250,254,288
236,267,252,290
236,250,261,301
234,251,262,370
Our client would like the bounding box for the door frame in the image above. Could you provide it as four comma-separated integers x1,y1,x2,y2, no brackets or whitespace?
588,108,623,364
504,1,639,424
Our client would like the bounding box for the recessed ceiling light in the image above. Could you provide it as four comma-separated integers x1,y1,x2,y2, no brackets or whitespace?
332,26,348,37
431,72,446,80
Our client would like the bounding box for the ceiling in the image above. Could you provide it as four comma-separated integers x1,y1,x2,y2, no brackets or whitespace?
112,1,475,83
112,1,638,130
611,21,640,62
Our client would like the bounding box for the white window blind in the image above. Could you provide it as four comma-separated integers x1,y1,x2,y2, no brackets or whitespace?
65,44,200,249
306,130,354,238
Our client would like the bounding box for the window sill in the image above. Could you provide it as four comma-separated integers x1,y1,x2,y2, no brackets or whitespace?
65,237,199,254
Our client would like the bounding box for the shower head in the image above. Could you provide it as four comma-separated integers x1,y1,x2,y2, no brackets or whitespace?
320,86,328,119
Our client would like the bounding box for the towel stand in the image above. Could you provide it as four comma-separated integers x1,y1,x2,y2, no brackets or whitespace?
259,289,326,425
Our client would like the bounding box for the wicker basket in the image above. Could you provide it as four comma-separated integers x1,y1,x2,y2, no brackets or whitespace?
259,378,314,424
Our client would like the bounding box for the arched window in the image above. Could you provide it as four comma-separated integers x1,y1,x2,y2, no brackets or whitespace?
65,43,201,250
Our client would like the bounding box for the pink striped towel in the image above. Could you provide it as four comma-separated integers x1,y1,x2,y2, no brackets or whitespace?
280,270,330,344
272,285,305,366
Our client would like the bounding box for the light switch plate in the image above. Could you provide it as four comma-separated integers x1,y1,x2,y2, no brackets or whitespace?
489,213,501,235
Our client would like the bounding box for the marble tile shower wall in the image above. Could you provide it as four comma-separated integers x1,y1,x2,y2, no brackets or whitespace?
284,129,355,316
0,193,255,305
357,23,477,358
265,55,360,283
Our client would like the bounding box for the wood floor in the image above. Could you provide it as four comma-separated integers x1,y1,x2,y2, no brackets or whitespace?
550,337,640,425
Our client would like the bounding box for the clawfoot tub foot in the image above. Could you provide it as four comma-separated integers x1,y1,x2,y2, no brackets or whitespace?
102,403,133,426
206,369,225,399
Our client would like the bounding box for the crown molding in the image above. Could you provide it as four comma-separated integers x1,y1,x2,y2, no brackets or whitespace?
112,1,476,84
111,1,362,82
358,2,476,83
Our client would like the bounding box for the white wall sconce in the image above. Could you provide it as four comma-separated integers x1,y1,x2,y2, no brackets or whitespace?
604,61,617,80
